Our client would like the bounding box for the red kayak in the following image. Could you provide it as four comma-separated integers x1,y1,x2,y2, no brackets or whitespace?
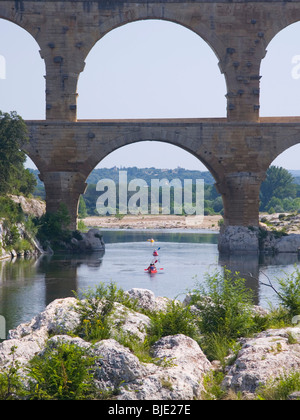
145,266,158,274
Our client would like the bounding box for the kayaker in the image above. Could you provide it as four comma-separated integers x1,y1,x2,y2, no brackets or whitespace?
153,249,159,257
147,263,157,273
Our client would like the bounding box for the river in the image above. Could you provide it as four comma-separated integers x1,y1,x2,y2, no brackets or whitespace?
1,228,300,334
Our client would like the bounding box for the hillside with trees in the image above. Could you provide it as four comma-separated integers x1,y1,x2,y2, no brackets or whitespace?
31,165,300,218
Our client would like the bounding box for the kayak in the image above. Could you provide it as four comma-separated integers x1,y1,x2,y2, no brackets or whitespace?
145,267,164,274
146,268,157,274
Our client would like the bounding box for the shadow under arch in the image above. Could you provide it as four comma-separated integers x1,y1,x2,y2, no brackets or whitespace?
0,18,45,119
260,21,300,117
77,19,227,119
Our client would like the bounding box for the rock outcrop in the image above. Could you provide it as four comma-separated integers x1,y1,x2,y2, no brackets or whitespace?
0,220,43,261
223,328,300,396
9,195,46,219
218,226,259,254
2,288,300,400
0,289,211,400
219,225,300,255
70,228,105,253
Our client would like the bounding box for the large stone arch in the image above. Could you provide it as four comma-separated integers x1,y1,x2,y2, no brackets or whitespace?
0,17,46,119
2,0,300,252
262,11,300,48
260,20,300,118
84,16,226,71
84,132,224,184
264,126,300,169
77,17,227,118
0,9,43,52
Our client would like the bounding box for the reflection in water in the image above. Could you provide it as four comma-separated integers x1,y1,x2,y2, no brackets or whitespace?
37,252,105,305
0,229,300,334
101,229,219,245
219,252,300,306
0,257,44,334
0,252,105,333
218,253,261,305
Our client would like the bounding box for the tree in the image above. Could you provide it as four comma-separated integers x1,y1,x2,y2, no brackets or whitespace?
78,195,88,218
260,166,297,211
0,111,36,196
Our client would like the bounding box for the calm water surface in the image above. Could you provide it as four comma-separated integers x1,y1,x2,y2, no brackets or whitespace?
1,229,300,334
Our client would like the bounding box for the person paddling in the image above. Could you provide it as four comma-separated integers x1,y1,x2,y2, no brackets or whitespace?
147,263,157,273
153,247,160,257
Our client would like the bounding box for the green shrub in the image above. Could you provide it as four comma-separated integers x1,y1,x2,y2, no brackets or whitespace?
190,269,256,340
74,282,138,343
36,203,71,246
26,341,96,400
277,268,300,318
4,224,20,250
0,197,24,224
199,332,241,368
148,300,198,346
257,371,300,400
0,346,24,400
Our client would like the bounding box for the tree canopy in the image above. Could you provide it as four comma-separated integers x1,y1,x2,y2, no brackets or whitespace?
260,166,298,213
0,111,36,196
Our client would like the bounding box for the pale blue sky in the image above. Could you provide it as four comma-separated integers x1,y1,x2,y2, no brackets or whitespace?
0,18,300,171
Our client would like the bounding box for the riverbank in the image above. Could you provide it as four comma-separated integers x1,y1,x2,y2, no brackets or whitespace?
83,215,222,231
260,212,300,235
2,284,300,400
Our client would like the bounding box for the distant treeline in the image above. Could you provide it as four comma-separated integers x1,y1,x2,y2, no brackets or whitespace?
29,166,300,217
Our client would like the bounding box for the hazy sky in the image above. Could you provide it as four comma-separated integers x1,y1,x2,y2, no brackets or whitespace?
0,18,300,171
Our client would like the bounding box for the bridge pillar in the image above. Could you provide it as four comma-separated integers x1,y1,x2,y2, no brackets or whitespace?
216,172,264,228
40,171,87,231
40,48,85,122
216,172,265,254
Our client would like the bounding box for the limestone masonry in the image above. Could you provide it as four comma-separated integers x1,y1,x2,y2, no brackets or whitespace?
1,1,300,241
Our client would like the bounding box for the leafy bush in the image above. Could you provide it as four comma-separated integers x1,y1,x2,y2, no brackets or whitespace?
0,111,36,197
36,203,71,246
4,224,20,250
277,268,300,318
74,282,138,343
190,269,256,340
0,197,24,224
27,341,96,400
147,300,198,346
257,371,300,400
0,346,24,400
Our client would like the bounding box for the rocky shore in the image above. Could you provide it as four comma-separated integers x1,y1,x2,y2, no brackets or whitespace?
1,288,300,400
84,215,222,231
218,225,300,255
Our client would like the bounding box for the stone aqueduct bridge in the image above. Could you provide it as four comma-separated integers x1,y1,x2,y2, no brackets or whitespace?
1,0,300,235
